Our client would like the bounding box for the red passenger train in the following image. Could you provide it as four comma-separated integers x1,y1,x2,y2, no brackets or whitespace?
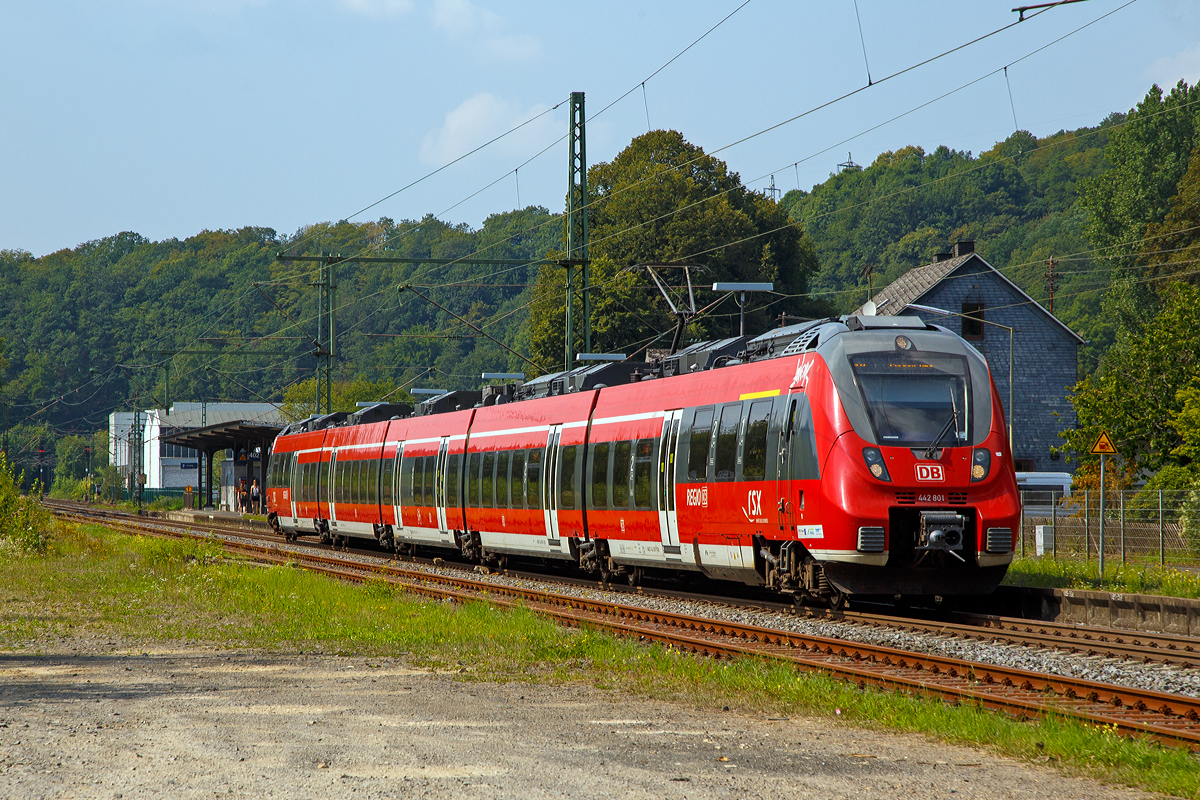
265,314,1021,603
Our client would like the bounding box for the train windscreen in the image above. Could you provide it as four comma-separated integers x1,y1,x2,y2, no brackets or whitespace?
849,351,973,449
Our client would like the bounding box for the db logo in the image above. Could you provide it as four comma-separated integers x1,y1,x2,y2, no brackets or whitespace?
686,486,709,508
915,464,945,482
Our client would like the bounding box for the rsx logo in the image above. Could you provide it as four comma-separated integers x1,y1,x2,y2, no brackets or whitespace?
915,464,945,482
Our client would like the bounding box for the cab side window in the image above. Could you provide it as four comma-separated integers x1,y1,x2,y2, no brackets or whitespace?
742,400,772,480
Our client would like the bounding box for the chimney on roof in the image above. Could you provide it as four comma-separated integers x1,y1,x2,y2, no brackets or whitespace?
933,252,953,263
953,240,975,257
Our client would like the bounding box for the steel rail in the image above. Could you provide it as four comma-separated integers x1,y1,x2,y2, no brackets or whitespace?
46,502,1200,751
49,500,1200,667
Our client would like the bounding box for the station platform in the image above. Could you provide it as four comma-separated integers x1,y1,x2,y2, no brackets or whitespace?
163,508,273,532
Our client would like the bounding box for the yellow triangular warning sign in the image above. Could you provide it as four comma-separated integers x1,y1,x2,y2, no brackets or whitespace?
1089,430,1117,456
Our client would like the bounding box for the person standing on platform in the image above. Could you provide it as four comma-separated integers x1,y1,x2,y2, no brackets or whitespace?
250,479,261,514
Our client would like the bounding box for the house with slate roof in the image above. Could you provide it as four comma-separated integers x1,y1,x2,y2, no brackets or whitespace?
853,241,1084,473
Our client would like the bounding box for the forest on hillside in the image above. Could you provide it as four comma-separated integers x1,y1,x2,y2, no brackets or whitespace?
4,79,1200,494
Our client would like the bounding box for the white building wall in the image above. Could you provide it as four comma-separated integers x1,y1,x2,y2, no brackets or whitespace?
108,412,136,475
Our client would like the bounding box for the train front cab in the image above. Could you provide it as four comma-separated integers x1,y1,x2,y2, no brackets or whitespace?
813,324,1020,597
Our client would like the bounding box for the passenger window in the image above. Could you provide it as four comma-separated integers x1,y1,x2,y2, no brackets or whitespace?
496,451,510,509
688,407,715,480
743,400,772,480
527,449,542,510
467,453,482,507
612,441,632,508
633,438,653,509
446,453,461,508
423,456,436,507
590,442,609,510
715,405,740,480
381,454,395,507
511,450,525,509
482,452,495,509
559,445,578,510
406,458,417,507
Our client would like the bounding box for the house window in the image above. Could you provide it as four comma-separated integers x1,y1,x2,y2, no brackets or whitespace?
961,302,985,339
1014,459,1034,472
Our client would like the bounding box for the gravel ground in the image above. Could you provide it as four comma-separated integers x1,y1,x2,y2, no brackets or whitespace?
0,635,1159,800
240,534,1200,700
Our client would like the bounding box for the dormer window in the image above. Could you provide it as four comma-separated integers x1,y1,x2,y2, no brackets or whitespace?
961,302,984,339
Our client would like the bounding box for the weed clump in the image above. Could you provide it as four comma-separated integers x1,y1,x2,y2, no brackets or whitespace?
0,452,56,556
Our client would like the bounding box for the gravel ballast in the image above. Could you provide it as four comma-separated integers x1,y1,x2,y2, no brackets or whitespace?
227,533,1200,700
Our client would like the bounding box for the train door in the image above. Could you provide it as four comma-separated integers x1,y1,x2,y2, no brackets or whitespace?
288,452,300,525
327,450,341,532
320,451,333,523
542,425,562,544
776,395,799,535
434,437,451,540
391,443,405,530
657,410,684,557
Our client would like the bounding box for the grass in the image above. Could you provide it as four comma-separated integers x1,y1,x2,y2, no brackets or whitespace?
2,523,1198,798
1004,556,1200,599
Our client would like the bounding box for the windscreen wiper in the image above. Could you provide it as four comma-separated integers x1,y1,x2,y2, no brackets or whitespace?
922,386,960,459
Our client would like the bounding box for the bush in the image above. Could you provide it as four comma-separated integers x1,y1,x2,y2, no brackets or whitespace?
49,477,88,501
0,452,56,555
1181,483,1200,555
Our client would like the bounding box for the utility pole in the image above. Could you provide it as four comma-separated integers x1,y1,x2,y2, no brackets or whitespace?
311,254,338,414
1043,257,1057,313
563,91,590,371
132,409,142,507
861,262,875,304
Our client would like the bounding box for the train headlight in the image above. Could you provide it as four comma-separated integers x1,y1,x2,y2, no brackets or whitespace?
862,447,890,482
970,448,991,482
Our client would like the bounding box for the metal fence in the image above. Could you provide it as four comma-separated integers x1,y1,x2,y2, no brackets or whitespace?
1015,489,1200,565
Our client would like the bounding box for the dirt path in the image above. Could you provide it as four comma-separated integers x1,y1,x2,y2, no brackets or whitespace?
0,636,1154,799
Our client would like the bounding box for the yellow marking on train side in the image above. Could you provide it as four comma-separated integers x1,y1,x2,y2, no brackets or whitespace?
739,389,781,400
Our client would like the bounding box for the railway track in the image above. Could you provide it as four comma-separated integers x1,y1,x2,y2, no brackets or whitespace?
52,500,1200,669
46,499,1200,751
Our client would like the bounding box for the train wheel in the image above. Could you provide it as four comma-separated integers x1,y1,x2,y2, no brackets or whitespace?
829,590,846,612
627,567,644,588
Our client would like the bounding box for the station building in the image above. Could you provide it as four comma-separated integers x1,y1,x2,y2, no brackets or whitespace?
108,402,285,505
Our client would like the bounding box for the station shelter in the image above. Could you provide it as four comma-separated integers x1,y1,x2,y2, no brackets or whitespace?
161,420,282,510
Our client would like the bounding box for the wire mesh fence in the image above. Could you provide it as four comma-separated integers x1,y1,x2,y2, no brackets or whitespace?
1016,489,1200,566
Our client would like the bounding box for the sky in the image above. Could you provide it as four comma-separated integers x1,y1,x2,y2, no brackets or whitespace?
3,0,1199,258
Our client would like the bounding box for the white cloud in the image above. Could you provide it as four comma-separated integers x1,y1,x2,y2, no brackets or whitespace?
430,0,496,37
420,93,560,166
1146,41,1200,88
428,0,539,61
484,33,541,62
340,0,414,19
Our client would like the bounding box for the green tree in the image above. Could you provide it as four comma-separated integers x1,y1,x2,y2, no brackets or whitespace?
1082,81,1200,268
279,376,413,422
1062,282,1200,474
1139,140,1200,287
530,130,823,368
53,435,90,484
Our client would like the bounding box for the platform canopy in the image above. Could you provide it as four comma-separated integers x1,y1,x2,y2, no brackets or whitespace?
160,419,282,454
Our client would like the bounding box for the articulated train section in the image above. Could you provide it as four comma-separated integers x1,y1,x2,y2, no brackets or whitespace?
267,314,1021,605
